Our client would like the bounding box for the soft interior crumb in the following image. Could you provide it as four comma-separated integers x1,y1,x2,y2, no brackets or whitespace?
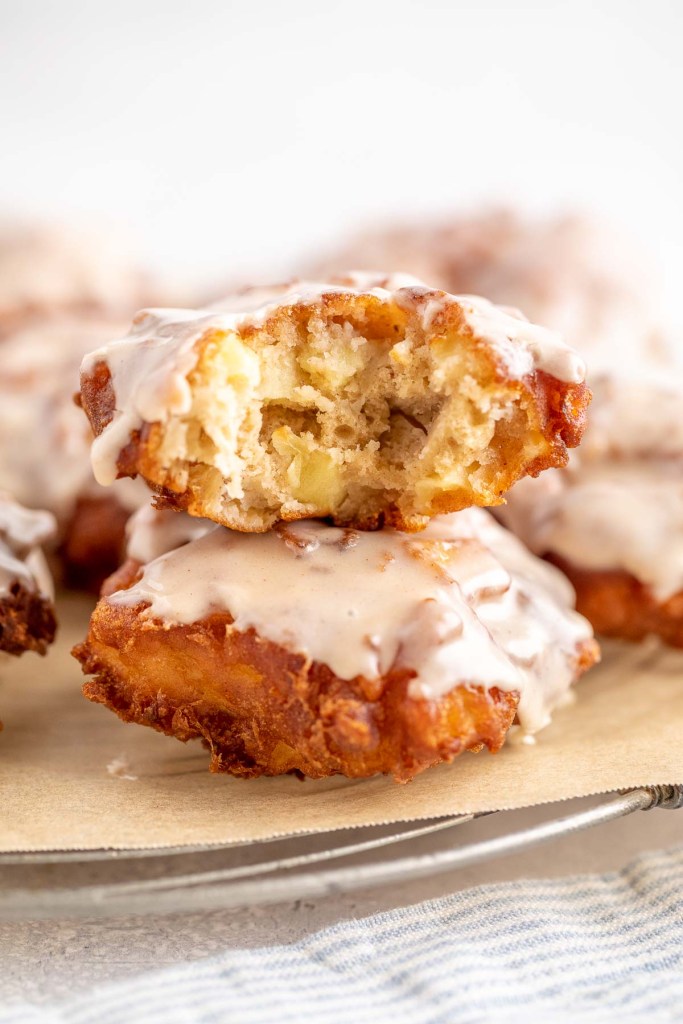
148,302,544,530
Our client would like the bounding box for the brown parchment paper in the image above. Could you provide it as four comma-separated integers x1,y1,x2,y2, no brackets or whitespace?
1,593,682,852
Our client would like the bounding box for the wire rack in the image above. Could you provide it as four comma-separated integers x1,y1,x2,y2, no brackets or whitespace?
1,785,681,920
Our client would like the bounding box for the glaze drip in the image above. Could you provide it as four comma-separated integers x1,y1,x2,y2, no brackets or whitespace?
109,509,595,734
82,272,586,489
0,493,56,600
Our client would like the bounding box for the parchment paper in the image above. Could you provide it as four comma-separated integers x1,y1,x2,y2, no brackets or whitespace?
1,593,681,852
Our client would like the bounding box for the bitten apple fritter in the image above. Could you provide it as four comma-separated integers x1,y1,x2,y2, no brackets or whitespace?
79,273,589,533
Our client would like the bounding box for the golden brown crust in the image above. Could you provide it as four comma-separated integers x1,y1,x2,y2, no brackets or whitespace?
99,557,142,597
0,582,57,656
548,554,683,648
525,371,589,462
78,360,117,438
73,582,519,782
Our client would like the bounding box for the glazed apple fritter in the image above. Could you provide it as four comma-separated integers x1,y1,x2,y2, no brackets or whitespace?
79,273,590,533
74,510,598,780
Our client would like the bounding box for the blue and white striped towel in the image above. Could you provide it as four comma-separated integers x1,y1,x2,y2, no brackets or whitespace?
3,846,682,1024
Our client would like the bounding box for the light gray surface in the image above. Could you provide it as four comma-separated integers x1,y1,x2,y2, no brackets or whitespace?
1,797,681,1006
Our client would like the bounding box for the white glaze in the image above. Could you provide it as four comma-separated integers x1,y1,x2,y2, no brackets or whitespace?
0,494,56,600
108,509,594,734
82,273,586,489
454,295,585,384
125,506,213,564
500,374,683,599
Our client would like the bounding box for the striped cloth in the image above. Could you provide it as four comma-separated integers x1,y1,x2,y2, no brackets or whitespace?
3,846,683,1024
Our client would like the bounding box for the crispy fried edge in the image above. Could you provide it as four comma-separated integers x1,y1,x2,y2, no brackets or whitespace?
72,595,519,782
548,554,683,648
74,558,599,781
0,583,57,656
79,294,590,532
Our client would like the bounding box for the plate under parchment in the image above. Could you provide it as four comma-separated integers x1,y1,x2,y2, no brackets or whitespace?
5,786,683,925
1,787,681,920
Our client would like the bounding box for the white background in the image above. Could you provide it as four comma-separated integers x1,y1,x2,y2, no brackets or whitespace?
0,0,681,301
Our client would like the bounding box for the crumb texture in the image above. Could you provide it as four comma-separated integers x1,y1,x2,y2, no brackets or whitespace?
80,277,589,531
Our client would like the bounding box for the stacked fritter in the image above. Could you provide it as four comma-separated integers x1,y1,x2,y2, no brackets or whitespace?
74,273,599,781
499,374,683,647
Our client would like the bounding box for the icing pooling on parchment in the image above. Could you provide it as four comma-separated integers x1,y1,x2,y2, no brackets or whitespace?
500,374,683,600
82,272,586,487
0,494,56,600
109,508,594,734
